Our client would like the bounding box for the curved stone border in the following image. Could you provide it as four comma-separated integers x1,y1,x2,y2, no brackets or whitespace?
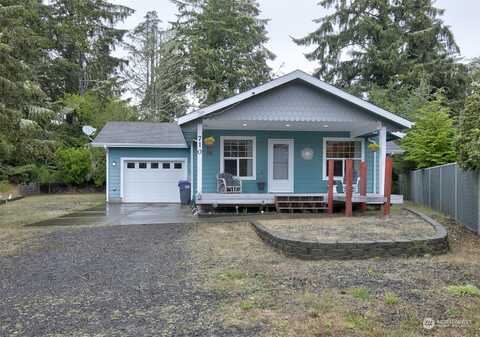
251,208,449,260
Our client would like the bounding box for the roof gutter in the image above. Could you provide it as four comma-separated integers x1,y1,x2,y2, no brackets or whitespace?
91,143,188,148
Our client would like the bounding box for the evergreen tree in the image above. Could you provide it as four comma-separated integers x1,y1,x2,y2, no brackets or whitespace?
0,1,58,178
172,0,275,105
368,76,432,120
294,0,467,108
401,92,456,168
45,0,133,99
456,84,480,170
124,11,188,121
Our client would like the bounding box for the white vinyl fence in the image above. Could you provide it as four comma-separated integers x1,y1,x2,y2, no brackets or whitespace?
399,163,480,234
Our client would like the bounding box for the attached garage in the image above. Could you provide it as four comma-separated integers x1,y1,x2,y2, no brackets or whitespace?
122,159,187,203
91,122,191,203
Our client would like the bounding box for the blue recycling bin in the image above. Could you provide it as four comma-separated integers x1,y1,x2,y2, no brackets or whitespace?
178,180,191,205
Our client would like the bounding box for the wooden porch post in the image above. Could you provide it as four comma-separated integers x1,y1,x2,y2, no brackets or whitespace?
383,156,393,216
345,159,353,217
360,161,367,211
327,159,334,214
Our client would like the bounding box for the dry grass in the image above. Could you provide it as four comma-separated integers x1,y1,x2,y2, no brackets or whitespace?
0,193,104,256
186,205,480,337
258,209,436,242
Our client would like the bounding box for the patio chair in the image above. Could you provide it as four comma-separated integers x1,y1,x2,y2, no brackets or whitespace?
340,173,360,194
217,173,242,193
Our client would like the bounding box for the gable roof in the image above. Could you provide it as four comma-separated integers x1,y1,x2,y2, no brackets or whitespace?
91,122,187,148
387,141,404,155
177,70,412,129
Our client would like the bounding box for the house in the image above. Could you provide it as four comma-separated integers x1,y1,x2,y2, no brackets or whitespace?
92,70,412,207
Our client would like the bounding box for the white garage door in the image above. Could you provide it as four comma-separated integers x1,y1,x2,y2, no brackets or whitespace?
123,160,187,203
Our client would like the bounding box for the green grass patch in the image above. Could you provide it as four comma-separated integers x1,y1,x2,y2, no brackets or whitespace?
384,291,399,305
351,287,370,300
239,300,255,311
296,290,336,314
216,270,247,281
446,284,480,297
0,193,105,229
344,312,370,330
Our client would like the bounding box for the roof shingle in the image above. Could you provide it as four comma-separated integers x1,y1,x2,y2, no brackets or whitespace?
91,122,187,148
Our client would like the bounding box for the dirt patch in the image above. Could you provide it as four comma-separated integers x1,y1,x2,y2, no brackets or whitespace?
257,209,436,242
185,205,480,337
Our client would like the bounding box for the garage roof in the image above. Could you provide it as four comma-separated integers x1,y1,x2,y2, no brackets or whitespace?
91,122,188,148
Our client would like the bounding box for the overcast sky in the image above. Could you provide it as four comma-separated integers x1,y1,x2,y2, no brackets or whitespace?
112,0,480,75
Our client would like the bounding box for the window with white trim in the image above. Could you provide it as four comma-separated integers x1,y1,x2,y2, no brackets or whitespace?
221,137,256,179
325,140,363,179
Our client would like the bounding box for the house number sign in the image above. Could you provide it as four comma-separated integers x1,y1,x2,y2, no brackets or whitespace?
197,135,203,154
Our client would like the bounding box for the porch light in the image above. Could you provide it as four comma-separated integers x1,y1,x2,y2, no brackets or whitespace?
285,124,290,127
243,123,248,127
301,147,314,160
323,124,329,128
112,161,116,166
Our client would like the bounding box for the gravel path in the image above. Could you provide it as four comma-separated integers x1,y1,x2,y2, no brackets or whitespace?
0,224,249,337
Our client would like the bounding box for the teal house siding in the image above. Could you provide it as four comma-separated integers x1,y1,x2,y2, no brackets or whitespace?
198,130,379,194
364,135,380,194
108,147,190,201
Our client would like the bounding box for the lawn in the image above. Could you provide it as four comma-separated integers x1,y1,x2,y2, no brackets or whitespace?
185,204,480,337
0,193,104,255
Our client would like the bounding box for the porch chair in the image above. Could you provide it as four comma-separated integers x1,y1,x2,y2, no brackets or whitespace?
338,172,361,194
217,173,242,193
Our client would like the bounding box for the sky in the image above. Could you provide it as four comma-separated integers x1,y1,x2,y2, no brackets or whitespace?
112,0,480,76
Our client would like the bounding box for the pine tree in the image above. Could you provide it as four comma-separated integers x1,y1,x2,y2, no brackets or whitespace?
294,0,467,108
401,92,456,168
172,0,275,105
0,1,57,176
124,11,188,121
45,0,133,99
456,84,480,170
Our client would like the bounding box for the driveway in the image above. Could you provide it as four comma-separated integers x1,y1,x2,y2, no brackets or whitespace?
0,223,238,337
29,203,284,227
31,203,198,226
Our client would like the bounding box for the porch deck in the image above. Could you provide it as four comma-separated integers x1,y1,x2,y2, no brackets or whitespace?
196,193,403,205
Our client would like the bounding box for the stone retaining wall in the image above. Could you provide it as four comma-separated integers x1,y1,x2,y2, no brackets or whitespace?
251,208,449,260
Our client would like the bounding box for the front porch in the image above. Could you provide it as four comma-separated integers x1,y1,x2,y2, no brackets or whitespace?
196,192,403,214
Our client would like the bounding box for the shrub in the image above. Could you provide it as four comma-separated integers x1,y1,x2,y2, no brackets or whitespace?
401,92,456,169
90,148,106,187
32,165,60,184
446,284,480,297
8,164,37,184
0,181,11,193
55,148,92,185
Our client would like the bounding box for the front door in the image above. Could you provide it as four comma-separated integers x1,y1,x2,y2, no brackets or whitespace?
268,139,294,193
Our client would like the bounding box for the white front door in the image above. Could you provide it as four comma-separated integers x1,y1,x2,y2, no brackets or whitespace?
268,139,294,193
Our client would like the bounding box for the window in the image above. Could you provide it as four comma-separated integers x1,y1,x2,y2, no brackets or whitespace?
324,139,363,180
174,163,182,169
162,163,170,169
221,137,256,179
150,162,159,169
127,162,135,169
138,162,147,169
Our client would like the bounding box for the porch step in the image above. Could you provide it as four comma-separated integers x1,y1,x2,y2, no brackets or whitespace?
275,195,328,213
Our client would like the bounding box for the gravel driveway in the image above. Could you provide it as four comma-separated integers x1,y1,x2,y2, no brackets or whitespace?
0,224,245,337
